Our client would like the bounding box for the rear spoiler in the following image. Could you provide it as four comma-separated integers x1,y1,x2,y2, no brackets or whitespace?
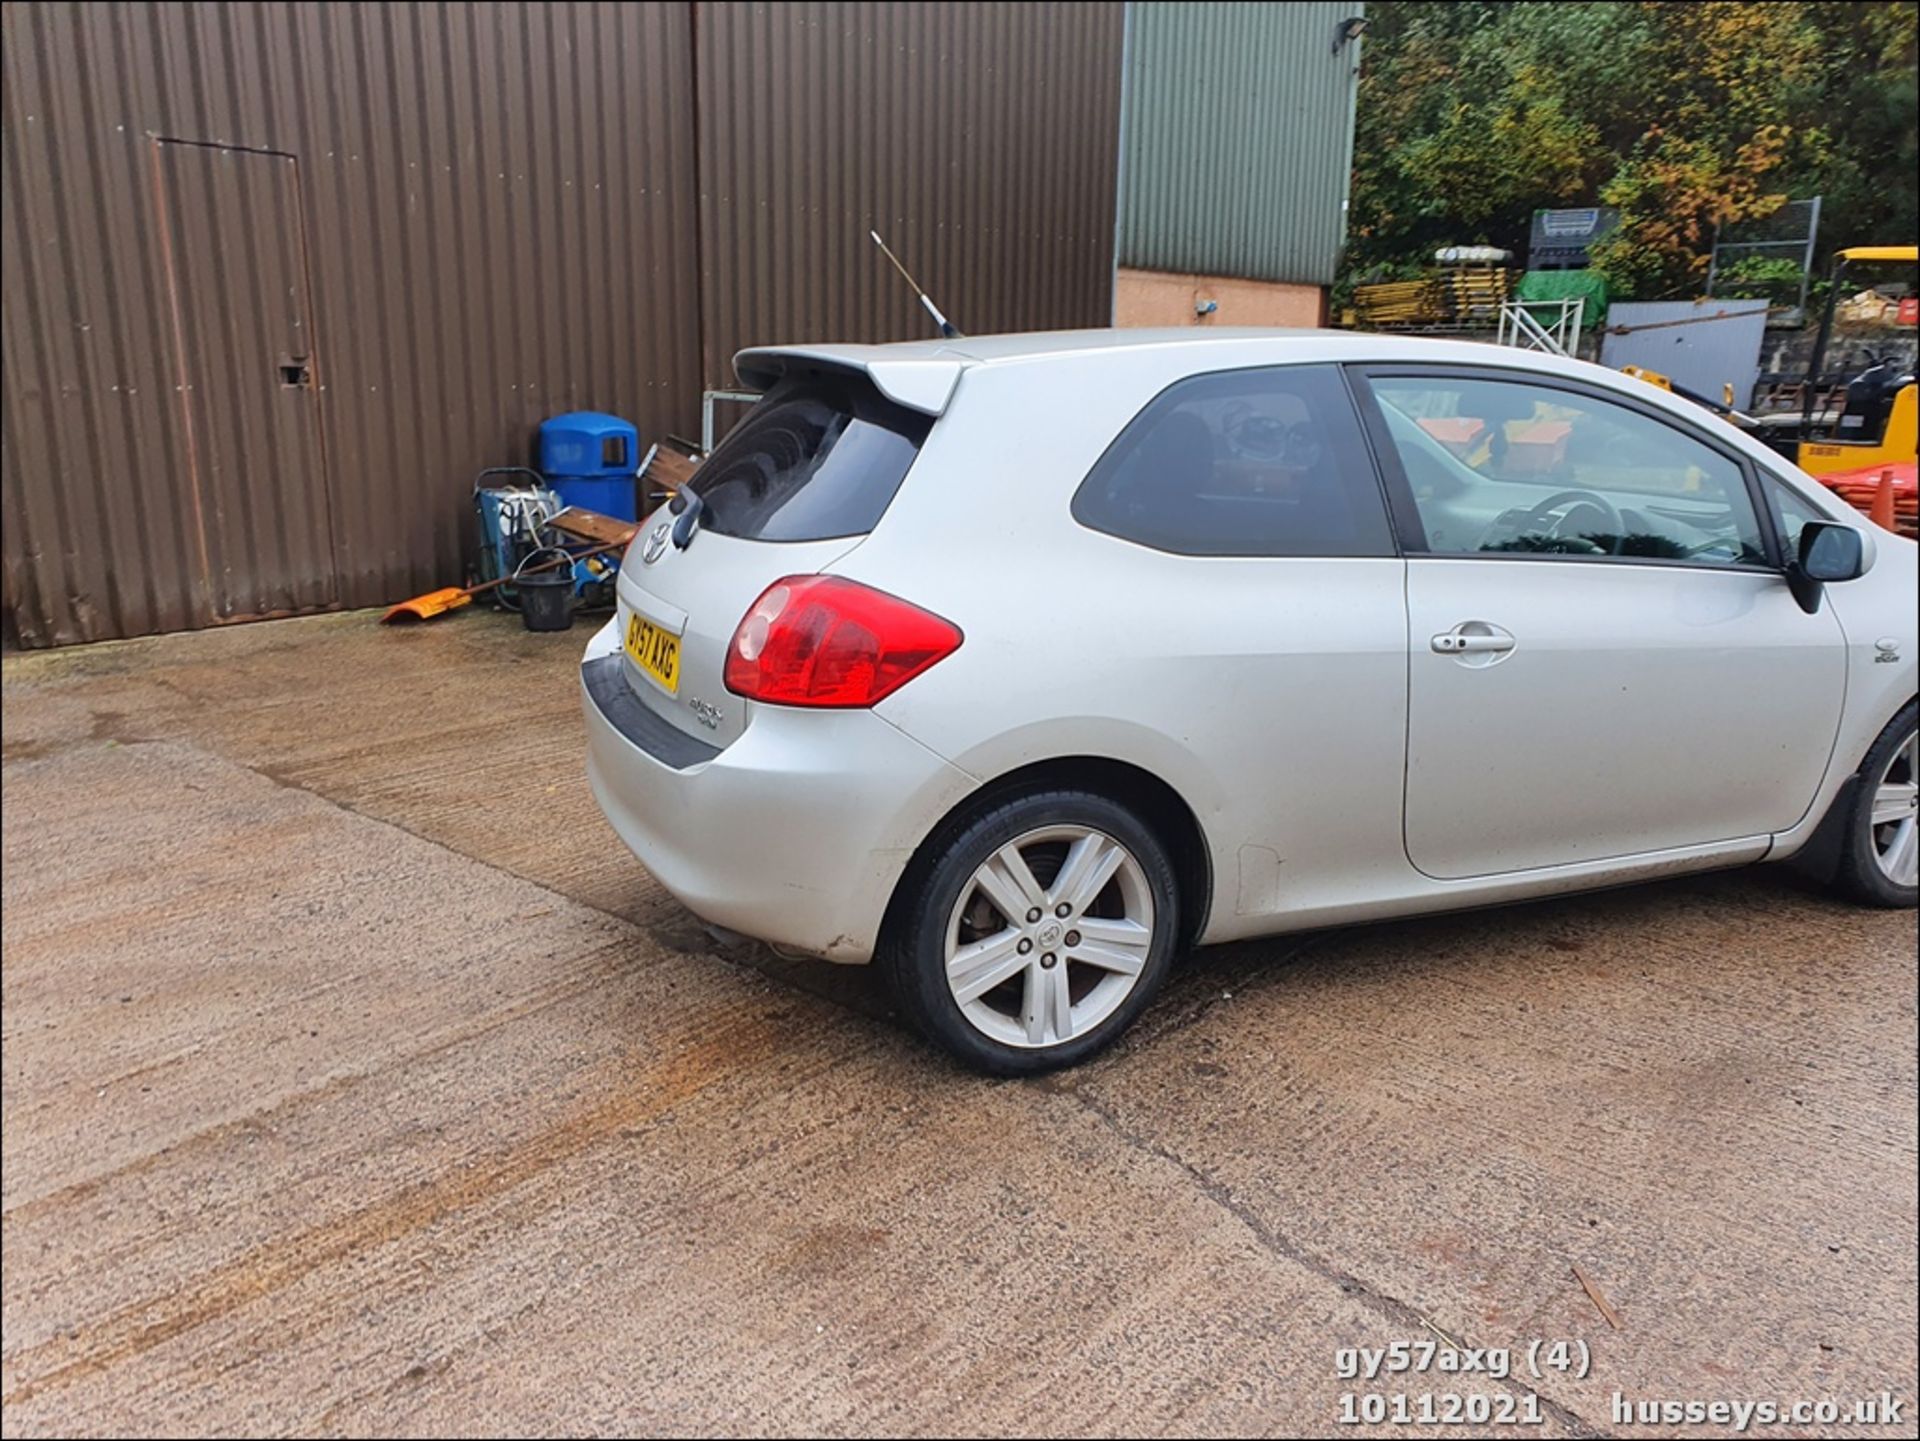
733,346,966,417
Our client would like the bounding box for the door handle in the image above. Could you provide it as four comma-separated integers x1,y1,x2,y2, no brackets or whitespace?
1431,623,1516,656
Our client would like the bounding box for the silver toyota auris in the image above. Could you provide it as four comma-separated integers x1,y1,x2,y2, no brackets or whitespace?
583,329,1918,1073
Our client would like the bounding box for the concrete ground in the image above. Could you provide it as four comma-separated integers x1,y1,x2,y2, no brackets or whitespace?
2,610,1914,1438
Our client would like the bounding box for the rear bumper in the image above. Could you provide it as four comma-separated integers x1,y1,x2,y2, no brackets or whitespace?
580,619,976,962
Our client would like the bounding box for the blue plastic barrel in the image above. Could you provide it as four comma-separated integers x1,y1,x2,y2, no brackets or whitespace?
539,411,641,520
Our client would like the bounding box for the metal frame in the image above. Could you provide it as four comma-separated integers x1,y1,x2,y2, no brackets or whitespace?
1799,244,1920,435
1707,195,1821,321
1497,298,1586,358
700,389,762,454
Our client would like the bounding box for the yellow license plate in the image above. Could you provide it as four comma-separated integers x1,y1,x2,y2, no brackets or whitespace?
624,612,681,694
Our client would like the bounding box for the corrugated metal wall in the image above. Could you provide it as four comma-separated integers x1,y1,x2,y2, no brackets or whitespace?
693,2,1125,389
1118,0,1362,287
5,1,1125,648
3,1,1133,650
3,2,693,648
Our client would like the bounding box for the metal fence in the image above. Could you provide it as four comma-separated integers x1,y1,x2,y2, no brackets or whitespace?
1707,197,1821,321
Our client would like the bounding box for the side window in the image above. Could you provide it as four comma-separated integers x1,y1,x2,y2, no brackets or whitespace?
1366,375,1768,567
1071,364,1395,558
1768,477,1826,556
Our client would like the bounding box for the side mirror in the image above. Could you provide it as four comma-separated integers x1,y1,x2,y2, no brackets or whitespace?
1786,521,1865,613
1801,522,1865,582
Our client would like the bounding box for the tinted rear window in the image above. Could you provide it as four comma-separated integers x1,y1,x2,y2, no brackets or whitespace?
690,372,932,541
1070,364,1395,558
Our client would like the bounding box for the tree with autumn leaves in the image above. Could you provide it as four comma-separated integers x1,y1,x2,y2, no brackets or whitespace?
1344,1,1919,299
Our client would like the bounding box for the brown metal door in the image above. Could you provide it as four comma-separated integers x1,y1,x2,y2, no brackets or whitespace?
153,140,336,621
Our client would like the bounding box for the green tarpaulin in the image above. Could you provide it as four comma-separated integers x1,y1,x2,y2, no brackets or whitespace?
1514,270,1610,328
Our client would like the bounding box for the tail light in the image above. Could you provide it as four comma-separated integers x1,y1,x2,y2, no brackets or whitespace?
724,576,962,708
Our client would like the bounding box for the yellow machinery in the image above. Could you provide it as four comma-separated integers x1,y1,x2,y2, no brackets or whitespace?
1790,245,1917,478
1797,385,1915,477
1618,365,1748,421
1620,250,1916,534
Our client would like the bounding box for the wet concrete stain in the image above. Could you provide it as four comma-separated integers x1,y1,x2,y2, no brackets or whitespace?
5,1018,781,1408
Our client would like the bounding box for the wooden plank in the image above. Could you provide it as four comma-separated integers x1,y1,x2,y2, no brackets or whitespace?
645,446,700,491
636,443,703,512
547,508,640,547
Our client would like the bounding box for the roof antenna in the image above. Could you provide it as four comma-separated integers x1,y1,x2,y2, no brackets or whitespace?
870,228,963,339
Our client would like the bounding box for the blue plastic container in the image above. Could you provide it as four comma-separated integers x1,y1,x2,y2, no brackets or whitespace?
539,411,641,521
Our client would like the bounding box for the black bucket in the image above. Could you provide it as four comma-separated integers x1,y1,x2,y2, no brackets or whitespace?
515,553,576,632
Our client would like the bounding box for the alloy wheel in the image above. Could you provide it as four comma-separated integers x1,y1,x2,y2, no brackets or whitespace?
943,824,1155,1049
1869,728,1919,887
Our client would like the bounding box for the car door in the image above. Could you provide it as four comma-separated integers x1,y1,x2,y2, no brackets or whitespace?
1059,361,1411,928
1352,365,1847,881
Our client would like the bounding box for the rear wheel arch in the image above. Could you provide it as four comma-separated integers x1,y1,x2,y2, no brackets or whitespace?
884,755,1214,952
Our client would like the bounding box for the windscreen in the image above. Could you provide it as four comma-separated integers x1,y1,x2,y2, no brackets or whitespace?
689,371,933,542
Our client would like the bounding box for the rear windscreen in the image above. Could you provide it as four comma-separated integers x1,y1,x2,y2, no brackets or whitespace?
689,371,932,541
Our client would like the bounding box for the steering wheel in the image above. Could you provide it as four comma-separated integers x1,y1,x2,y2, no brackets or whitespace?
1511,488,1624,554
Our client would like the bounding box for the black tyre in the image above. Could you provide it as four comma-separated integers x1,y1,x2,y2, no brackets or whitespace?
882,789,1181,1075
1830,700,1918,908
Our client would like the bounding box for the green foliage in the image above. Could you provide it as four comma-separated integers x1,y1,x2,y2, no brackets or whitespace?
1346,2,1919,301
1713,255,1812,308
